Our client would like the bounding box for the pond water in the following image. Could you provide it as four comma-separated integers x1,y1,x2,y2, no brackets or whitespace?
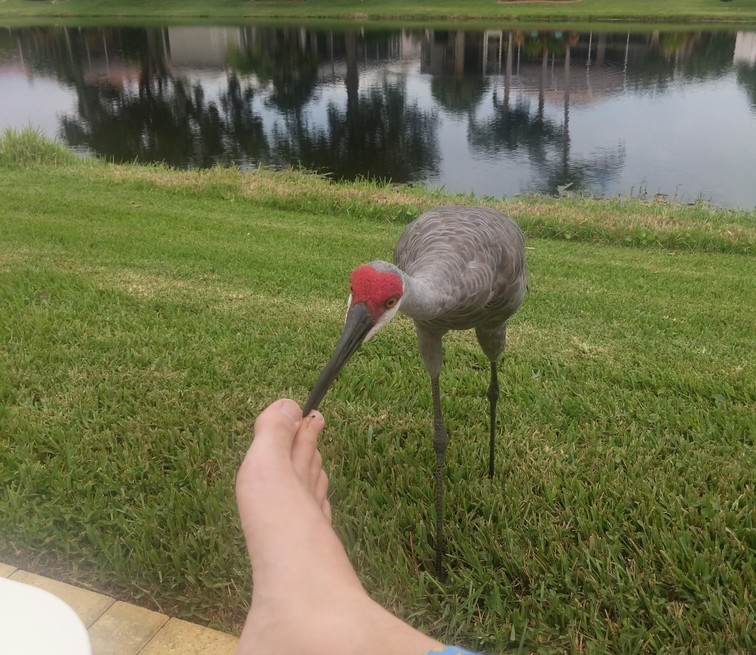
2,25,756,209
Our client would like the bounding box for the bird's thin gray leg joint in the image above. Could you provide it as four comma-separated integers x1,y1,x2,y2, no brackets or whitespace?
430,374,447,580
487,361,499,479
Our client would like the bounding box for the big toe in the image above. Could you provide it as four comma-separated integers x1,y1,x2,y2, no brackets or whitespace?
253,399,303,452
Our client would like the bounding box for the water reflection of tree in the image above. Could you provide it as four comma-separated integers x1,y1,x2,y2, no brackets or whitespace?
273,79,440,182
427,31,490,116
227,27,441,183
469,93,625,197
624,31,736,92
60,62,269,168
227,28,320,113
468,98,562,164
61,73,269,168
468,33,625,196
27,27,270,168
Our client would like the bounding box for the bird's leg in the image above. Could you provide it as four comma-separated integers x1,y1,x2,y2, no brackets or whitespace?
487,360,499,479
430,374,447,581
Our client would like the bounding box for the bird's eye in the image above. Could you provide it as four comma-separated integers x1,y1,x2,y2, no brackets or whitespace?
385,296,399,309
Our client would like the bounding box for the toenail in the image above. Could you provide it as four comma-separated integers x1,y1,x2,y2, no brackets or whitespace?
279,401,302,424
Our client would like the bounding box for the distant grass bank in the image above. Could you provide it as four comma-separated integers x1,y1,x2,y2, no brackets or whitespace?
1,131,755,653
2,0,756,25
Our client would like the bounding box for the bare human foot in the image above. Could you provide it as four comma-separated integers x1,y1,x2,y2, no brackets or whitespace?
235,399,443,655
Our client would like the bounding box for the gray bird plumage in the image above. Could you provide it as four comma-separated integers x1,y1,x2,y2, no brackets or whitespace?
303,204,527,578
394,205,527,330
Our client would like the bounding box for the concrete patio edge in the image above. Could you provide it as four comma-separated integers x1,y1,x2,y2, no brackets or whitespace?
0,561,238,655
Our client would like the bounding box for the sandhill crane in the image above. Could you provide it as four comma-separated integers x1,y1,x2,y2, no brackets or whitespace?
302,205,528,578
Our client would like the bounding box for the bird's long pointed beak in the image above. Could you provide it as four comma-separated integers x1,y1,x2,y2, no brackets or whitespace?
302,302,374,415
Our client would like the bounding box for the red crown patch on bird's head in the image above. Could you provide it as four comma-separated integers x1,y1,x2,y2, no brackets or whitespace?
349,264,404,320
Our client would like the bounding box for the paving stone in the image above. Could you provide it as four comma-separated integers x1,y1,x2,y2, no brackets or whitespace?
0,562,17,577
139,617,238,655
9,570,114,627
88,601,168,655
3,566,238,653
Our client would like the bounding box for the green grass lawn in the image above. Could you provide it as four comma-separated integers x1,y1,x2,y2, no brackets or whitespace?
2,0,756,24
1,132,754,653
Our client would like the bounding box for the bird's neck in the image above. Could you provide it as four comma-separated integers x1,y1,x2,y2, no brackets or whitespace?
397,269,446,321
367,260,445,321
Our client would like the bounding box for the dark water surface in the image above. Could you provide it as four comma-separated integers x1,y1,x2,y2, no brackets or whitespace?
2,26,755,208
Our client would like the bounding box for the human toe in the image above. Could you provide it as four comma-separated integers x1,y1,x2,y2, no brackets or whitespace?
291,411,324,479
